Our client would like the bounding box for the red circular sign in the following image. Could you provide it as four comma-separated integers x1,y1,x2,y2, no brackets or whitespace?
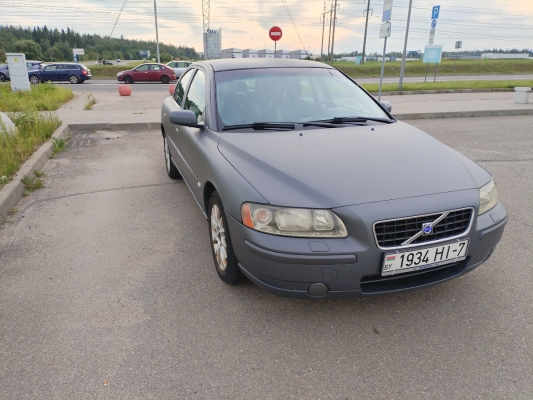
269,26,282,41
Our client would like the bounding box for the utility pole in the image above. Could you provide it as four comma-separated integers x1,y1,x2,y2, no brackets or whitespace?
362,0,371,65
320,1,326,61
153,0,160,63
398,0,413,90
329,0,338,64
326,0,333,63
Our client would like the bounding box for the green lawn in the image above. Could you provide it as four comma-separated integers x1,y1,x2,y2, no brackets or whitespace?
360,79,533,93
1,111,61,185
332,59,533,79
0,83,73,112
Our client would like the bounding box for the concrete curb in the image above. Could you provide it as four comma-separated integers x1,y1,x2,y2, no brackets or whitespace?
68,122,160,132
0,123,70,222
394,108,533,120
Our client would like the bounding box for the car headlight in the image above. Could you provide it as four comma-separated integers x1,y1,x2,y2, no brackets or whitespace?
241,203,348,238
479,178,498,215
117,72,124,76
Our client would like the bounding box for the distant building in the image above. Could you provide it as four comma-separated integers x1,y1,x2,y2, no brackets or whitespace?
275,50,290,59
203,28,222,60
258,49,275,58
243,49,258,58
290,50,307,59
222,48,243,58
480,53,531,60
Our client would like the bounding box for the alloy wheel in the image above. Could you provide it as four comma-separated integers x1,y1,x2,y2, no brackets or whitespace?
211,204,227,271
164,136,171,172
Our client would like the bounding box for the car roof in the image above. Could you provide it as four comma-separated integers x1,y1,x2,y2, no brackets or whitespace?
200,58,334,72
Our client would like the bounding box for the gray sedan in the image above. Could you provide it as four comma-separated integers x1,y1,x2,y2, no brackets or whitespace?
160,59,507,298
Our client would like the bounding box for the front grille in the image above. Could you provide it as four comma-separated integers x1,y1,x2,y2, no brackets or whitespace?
374,208,473,249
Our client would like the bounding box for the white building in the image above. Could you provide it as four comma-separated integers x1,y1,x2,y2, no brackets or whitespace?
258,49,275,58
480,53,531,60
222,48,243,58
243,49,258,58
275,50,290,59
203,28,222,60
290,50,307,59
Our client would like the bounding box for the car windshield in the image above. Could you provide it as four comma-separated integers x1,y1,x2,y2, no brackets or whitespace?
215,67,390,128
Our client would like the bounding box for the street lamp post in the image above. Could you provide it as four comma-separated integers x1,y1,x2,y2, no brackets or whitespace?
154,0,160,63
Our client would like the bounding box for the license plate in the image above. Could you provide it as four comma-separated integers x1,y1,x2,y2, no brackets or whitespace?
382,239,469,276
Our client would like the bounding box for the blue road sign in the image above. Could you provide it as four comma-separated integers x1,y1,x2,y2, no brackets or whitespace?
431,19,437,28
432,5,440,19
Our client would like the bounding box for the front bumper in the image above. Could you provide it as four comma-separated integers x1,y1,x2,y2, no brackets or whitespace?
227,190,508,298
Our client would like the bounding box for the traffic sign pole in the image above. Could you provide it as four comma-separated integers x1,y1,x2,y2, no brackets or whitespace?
398,0,413,91
378,36,387,101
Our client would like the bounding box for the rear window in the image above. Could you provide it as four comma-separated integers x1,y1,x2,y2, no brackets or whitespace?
79,64,89,70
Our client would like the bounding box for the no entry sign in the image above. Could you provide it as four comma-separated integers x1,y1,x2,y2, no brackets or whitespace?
269,26,282,41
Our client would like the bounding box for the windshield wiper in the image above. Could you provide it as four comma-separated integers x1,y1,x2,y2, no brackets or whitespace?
301,121,340,128
222,122,295,131
316,116,395,125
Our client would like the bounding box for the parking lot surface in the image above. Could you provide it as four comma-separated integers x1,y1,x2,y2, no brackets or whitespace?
0,116,531,398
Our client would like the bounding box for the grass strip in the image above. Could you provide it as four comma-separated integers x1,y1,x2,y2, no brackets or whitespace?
0,82,73,112
0,110,61,185
360,79,533,93
333,59,533,78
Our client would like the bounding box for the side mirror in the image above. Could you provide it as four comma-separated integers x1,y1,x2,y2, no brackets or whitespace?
169,110,204,129
380,101,392,113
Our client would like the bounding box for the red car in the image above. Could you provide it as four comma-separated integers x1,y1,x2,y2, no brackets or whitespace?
117,63,176,84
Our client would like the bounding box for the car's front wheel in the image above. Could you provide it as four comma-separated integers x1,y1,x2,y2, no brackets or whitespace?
160,75,170,84
124,76,133,84
0,73,6,82
208,191,243,285
29,75,40,84
163,134,181,179
69,75,79,84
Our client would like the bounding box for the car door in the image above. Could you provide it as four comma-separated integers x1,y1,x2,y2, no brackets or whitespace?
57,64,70,81
175,69,207,199
149,64,164,81
163,68,205,195
134,64,150,81
40,65,57,81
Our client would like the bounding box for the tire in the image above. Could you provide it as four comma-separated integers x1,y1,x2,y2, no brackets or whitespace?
208,191,243,285
69,75,79,84
160,75,170,84
163,134,181,179
29,75,40,84
124,75,133,84
0,73,6,82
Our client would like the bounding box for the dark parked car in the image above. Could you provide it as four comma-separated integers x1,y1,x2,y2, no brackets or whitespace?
0,60,43,82
117,63,176,84
160,59,507,299
29,63,92,84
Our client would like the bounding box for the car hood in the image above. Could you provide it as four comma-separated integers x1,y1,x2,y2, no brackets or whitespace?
217,121,491,209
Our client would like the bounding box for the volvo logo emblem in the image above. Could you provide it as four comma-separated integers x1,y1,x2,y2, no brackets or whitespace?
422,223,433,235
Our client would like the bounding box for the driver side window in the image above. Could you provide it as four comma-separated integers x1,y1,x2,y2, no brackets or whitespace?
137,65,149,71
184,70,206,123
173,69,193,107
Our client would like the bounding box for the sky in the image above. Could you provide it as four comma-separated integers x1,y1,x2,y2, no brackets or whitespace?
2,0,533,55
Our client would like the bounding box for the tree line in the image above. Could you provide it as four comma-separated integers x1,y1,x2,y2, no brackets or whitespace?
0,25,197,63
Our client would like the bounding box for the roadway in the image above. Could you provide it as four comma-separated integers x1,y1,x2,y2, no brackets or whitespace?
0,115,531,398
65,73,533,93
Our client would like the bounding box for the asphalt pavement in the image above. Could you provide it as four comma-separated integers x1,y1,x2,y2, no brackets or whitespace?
0,115,531,398
66,73,533,93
